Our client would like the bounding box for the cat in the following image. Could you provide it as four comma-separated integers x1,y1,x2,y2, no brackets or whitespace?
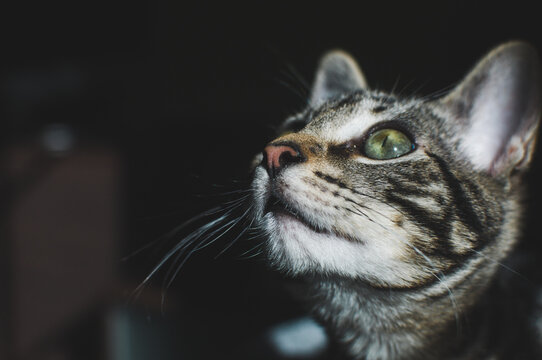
142,41,541,359
248,42,542,359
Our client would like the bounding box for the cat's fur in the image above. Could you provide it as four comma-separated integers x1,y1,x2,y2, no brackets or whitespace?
250,42,542,359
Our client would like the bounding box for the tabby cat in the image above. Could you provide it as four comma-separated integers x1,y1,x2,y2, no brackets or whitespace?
249,42,542,359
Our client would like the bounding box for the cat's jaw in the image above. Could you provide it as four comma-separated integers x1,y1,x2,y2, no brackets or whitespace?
253,165,444,288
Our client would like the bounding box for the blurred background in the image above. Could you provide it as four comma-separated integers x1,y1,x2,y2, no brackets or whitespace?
2,1,542,359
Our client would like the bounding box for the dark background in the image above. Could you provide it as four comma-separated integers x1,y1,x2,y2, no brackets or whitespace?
3,2,542,359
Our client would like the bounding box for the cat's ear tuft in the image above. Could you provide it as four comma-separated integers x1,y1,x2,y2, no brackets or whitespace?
439,41,541,176
310,50,368,107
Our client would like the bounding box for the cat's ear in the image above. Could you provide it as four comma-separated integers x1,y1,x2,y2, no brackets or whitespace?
310,50,368,107
439,42,541,176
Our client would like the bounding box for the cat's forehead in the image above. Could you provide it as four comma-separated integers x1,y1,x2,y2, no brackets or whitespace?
302,92,422,143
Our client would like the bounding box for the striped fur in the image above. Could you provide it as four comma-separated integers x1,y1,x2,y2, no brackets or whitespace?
251,42,541,359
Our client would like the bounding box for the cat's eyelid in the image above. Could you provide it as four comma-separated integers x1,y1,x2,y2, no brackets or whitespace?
361,120,415,143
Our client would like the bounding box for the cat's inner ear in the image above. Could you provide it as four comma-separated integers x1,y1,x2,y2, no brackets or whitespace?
310,50,368,107
439,42,541,176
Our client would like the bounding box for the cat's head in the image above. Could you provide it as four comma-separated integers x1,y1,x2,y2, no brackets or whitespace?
251,42,540,290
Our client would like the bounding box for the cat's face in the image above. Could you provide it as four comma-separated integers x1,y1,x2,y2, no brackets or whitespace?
251,43,540,290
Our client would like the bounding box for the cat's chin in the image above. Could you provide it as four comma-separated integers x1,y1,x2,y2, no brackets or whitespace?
262,211,429,288
264,194,338,238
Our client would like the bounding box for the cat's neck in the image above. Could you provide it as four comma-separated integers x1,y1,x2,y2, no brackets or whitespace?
308,278,498,360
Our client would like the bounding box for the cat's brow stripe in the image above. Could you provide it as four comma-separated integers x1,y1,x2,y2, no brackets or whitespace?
426,153,487,237
427,153,502,255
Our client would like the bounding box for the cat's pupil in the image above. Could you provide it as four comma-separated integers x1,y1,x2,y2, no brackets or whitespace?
364,128,413,160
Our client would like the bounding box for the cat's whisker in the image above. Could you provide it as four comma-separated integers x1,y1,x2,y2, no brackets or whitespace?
389,75,402,97
212,206,254,259
130,191,252,304
214,218,254,259
162,217,239,283
277,78,308,102
281,68,310,97
405,80,431,98
272,53,310,101
419,84,455,102
284,61,310,93
218,195,252,208
345,206,379,226
163,205,252,287
122,205,226,263
466,248,529,282
129,212,229,300
194,188,252,198
405,243,461,335
240,248,264,260
345,202,461,333
340,187,411,220
157,207,253,310
392,78,417,99
164,202,245,236
237,240,265,260
346,197,407,227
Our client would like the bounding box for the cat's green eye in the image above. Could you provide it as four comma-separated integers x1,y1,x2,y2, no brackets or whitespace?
364,128,414,160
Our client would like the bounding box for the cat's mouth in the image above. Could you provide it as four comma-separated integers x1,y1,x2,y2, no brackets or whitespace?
264,192,331,235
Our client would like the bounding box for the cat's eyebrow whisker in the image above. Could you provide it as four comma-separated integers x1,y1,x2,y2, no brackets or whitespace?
277,78,308,102
405,80,430,98
394,78,417,99
284,61,310,93
275,59,310,101
419,84,456,102
389,75,401,97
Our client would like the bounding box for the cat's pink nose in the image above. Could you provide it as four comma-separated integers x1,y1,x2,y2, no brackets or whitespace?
263,143,304,177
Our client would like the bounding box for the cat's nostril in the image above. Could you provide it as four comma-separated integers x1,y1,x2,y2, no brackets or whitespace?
263,143,304,178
